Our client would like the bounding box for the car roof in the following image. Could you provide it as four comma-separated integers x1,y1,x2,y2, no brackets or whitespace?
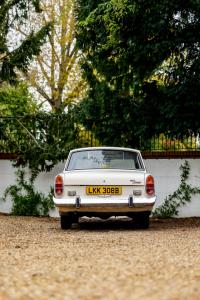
69,147,141,153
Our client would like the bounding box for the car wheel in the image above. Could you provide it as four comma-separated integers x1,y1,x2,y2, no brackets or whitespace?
71,213,79,224
60,214,72,230
135,212,150,229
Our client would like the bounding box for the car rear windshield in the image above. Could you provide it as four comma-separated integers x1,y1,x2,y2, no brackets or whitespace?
66,149,144,170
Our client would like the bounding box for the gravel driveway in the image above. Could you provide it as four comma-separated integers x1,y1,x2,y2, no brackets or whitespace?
0,215,200,300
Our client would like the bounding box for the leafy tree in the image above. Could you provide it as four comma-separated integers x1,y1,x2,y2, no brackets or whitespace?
0,112,79,173
76,0,200,142
0,83,38,116
0,0,51,85
18,0,87,112
76,77,142,147
0,0,87,175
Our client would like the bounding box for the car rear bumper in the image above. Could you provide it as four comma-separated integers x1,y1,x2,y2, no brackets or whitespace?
53,196,156,213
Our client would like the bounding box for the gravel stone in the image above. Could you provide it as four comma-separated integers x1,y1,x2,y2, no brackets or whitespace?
0,215,200,300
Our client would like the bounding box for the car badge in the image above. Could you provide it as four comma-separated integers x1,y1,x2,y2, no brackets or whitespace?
130,179,141,184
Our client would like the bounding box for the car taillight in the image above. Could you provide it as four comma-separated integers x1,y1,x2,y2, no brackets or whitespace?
146,175,155,196
55,175,63,195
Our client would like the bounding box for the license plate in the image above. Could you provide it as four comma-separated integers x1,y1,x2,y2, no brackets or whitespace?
86,186,122,195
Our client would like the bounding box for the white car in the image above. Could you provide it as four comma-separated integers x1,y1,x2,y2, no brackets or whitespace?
53,147,156,229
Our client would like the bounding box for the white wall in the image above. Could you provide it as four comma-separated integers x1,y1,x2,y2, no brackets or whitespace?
145,159,200,217
0,160,64,217
0,159,200,217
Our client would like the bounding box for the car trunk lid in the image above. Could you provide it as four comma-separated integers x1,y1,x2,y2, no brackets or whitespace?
63,170,145,186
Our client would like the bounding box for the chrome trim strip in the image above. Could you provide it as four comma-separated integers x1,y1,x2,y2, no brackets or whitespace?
56,203,154,213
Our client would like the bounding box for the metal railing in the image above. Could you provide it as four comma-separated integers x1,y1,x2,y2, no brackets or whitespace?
139,133,200,151
0,116,199,153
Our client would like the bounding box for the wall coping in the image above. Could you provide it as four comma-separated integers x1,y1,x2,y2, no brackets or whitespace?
1,151,200,160
141,151,200,159
0,153,17,159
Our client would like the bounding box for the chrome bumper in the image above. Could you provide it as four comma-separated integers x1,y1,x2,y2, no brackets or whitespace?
53,196,156,213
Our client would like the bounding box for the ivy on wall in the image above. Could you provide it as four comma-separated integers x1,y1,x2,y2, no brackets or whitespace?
153,161,200,218
1,170,54,216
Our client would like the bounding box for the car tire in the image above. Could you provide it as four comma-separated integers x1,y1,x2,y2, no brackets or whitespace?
60,215,72,230
135,212,150,229
71,213,79,224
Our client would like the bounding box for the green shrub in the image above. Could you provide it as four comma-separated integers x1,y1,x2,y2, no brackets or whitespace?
1,170,54,216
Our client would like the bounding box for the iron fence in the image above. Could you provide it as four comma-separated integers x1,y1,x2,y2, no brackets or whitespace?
0,115,199,154
0,115,101,154
139,133,200,151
